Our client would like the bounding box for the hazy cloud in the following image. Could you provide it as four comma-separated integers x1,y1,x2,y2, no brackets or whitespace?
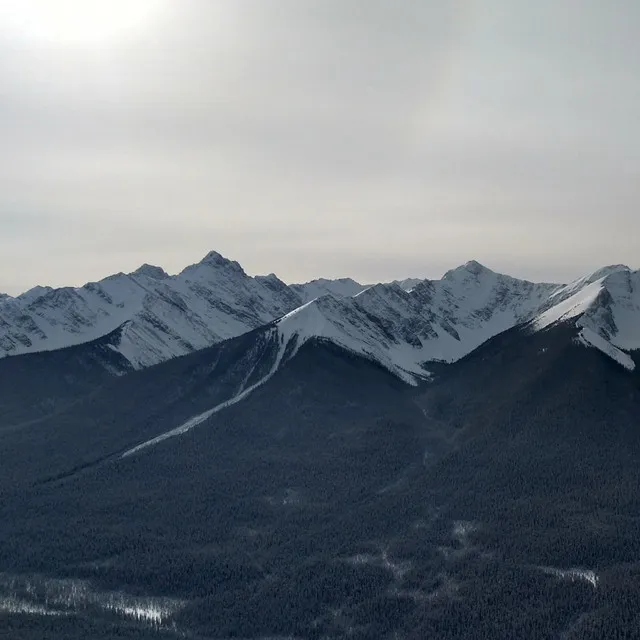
1,0,639,293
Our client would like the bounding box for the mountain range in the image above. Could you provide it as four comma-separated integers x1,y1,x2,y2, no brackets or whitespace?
1,251,638,379
1,251,639,639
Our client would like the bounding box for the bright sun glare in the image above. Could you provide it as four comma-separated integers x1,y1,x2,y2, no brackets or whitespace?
0,0,161,46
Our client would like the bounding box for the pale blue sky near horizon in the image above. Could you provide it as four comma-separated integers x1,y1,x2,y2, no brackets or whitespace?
1,0,639,295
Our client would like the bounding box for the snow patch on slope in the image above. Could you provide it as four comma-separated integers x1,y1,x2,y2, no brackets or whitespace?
0,572,183,626
533,279,606,330
122,326,292,456
538,566,598,589
576,328,635,371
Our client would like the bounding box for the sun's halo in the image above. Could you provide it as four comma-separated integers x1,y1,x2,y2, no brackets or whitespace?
0,0,162,46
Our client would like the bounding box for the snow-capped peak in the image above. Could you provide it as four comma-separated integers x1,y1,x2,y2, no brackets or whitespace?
585,264,631,283
17,285,54,304
392,277,425,292
275,295,431,385
443,260,494,281
131,264,169,280
578,269,640,351
0,250,302,368
274,268,561,384
532,267,640,370
194,250,245,273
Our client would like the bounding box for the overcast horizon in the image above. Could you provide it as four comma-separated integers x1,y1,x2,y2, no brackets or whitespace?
1,1,639,295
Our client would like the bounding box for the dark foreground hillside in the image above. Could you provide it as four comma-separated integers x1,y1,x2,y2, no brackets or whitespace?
0,325,639,638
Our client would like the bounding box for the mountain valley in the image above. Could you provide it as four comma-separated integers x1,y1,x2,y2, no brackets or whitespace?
0,252,639,639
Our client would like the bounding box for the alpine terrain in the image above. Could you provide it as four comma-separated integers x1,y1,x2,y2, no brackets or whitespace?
0,251,639,639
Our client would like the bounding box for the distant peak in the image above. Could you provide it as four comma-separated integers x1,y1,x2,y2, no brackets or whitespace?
17,285,54,303
255,273,287,287
298,277,361,287
443,260,493,280
132,264,169,280
587,264,630,282
393,277,424,291
464,260,492,275
199,250,244,272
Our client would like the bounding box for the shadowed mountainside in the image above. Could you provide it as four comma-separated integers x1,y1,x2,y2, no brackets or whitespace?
0,321,639,637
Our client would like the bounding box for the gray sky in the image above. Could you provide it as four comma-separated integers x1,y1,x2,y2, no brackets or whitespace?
1,0,639,294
